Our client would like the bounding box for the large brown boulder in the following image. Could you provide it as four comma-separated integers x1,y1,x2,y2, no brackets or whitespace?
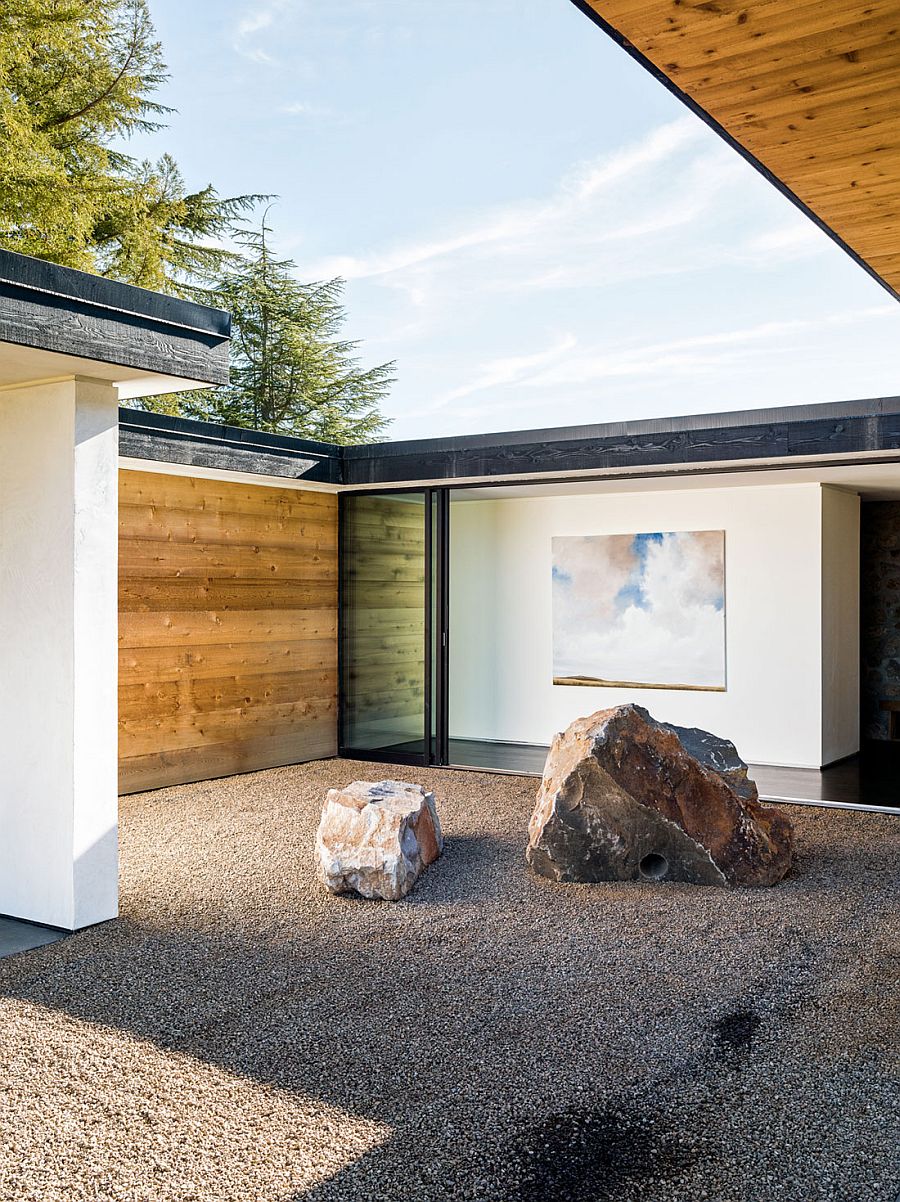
315,780,443,901
526,705,793,887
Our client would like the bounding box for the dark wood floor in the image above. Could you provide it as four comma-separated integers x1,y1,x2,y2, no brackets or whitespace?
352,738,899,812
448,739,900,812
447,738,549,774
751,747,899,812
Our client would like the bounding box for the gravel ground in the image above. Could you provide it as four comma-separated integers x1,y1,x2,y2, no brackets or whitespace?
0,758,898,1202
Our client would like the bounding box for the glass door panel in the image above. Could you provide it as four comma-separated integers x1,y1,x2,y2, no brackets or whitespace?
340,492,428,760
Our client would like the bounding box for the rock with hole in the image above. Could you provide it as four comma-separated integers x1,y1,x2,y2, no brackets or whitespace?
526,705,793,887
315,780,443,901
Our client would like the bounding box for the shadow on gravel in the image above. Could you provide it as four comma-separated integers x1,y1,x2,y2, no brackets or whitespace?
508,1104,701,1202
398,834,522,905
290,1100,705,1202
712,1008,763,1057
2,769,897,1202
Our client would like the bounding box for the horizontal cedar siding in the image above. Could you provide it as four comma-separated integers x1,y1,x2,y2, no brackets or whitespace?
118,469,338,792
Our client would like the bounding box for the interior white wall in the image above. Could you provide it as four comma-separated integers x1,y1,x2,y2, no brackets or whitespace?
450,482,858,769
821,486,860,764
0,377,119,929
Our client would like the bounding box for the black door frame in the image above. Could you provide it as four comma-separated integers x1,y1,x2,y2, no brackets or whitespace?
433,488,450,765
338,485,450,767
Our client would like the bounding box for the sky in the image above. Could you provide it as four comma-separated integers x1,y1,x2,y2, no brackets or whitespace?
129,0,900,440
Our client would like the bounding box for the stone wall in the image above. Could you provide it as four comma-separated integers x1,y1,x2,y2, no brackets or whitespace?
860,501,900,741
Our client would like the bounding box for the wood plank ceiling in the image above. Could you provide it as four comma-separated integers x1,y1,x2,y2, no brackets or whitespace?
575,0,900,299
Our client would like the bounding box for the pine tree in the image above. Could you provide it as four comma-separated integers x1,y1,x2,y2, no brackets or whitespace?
0,0,259,292
139,220,394,444
1,3,394,441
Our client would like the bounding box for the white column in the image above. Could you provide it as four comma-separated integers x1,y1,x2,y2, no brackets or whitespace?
0,377,119,930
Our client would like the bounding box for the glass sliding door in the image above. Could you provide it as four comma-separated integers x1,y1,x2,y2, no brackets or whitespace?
340,491,429,762
445,487,550,775
430,489,450,765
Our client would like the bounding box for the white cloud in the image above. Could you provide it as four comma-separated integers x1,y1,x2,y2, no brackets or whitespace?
403,306,898,428
233,0,291,62
305,117,705,283
237,9,275,37
275,112,899,437
434,334,578,408
525,307,899,391
565,120,701,202
746,221,829,258
281,101,333,118
231,0,420,67
302,118,840,383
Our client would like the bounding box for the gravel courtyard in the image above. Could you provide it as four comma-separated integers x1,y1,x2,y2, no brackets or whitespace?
0,759,897,1202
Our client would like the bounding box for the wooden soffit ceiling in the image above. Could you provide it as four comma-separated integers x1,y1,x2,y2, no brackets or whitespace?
574,0,900,300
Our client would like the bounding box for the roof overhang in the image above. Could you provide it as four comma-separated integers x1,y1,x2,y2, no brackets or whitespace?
571,0,900,301
118,395,900,491
119,408,342,485
0,249,230,395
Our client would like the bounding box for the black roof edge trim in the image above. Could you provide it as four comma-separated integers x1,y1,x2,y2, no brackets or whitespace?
118,395,900,489
567,0,900,306
118,407,342,461
344,395,900,459
0,248,230,338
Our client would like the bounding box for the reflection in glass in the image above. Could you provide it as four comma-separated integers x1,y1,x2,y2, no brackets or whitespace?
340,492,426,758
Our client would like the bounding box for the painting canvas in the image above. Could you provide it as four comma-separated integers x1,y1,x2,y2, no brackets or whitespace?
552,531,726,691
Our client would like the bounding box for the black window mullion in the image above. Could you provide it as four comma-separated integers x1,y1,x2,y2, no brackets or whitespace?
424,488,434,764
435,489,450,765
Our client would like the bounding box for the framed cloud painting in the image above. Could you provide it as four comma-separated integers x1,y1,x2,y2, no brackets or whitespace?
552,531,726,691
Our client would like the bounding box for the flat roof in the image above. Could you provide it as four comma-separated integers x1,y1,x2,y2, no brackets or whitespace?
119,408,341,485
0,249,230,388
120,394,900,488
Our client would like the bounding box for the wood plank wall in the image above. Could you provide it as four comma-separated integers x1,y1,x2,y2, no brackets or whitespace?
119,469,338,793
342,495,426,749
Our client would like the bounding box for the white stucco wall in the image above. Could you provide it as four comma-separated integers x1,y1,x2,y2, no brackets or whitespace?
0,377,119,929
449,482,858,768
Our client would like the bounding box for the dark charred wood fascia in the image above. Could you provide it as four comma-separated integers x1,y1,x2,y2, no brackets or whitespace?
0,249,229,384
118,397,900,488
118,409,342,484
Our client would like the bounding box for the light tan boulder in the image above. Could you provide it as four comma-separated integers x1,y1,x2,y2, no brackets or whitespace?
315,780,443,901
